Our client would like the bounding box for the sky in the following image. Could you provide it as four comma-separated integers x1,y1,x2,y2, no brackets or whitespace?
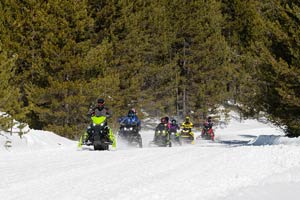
1,112,300,200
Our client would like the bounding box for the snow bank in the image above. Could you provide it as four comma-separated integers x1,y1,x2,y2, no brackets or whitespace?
0,130,75,152
0,111,75,152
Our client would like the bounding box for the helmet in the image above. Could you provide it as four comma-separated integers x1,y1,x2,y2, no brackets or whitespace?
128,110,135,117
161,117,166,123
97,98,105,104
185,116,190,121
171,119,177,124
207,116,212,122
165,116,169,123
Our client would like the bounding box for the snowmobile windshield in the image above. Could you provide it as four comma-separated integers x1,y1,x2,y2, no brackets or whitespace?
91,115,106,125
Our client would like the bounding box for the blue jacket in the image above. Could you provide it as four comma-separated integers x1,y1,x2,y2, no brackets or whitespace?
119,115,141,127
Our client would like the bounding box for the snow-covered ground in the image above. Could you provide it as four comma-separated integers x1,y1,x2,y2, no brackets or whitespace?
1,113,300,200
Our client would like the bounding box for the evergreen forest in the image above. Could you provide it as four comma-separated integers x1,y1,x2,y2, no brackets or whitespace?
0,0,299,138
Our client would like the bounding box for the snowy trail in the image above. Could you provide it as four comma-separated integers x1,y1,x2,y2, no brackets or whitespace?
2,114,300,200
2,132,300,200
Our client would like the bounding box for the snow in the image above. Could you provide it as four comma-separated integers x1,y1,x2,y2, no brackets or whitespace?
1,113,300,200
0,129,75,152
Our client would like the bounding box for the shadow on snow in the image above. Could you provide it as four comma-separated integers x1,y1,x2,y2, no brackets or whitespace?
217,135,282,147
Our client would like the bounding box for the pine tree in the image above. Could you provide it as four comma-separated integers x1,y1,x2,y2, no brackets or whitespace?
221,0,267,114
1,0,96,138
258,1,300,136
25,0,96,138
104,0,177,117
222,0,300,136
0,44,27,135
166,0,231,119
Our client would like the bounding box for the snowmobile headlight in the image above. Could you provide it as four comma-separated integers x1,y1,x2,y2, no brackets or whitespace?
93,123,96,126
162,130,166,133
124,127,128,131
130,127,133,130
100,122,105,126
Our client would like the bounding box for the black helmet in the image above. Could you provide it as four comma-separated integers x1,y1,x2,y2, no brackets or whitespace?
165,116,169,123
208,116,212,122
171,119,176,124
128,109,134,117
97,98,105,104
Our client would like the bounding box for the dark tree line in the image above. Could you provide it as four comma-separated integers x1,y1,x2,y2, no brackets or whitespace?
0,0,299,138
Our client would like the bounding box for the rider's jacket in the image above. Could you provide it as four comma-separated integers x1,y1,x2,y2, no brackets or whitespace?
203,121,213,129
88,106,112,118
181,121,193,129
169,124,180,132
120,115,141,127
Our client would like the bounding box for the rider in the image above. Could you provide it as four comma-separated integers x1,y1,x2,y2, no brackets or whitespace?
203,116,213,129
169,119,181,144
201,116,214,140
119,109,142,133
78,98,116,148
180,116,194,143
153,117,169,142
165,116,171,129
87,98,112,118
130,109,141,129
169,119,180,135
180,116,193,133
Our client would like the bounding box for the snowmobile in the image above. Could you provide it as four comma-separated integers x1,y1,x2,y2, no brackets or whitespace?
149,123,171,147
83,115,113,150
118,122,143,148
179,128,195,144
199,126,215,141
169,128,181,146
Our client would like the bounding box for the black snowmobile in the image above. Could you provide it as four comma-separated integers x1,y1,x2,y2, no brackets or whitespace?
169,127,181,146
118,122,143,148
149,123,171,147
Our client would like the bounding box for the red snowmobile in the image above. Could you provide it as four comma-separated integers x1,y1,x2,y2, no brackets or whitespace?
200,126,215,141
